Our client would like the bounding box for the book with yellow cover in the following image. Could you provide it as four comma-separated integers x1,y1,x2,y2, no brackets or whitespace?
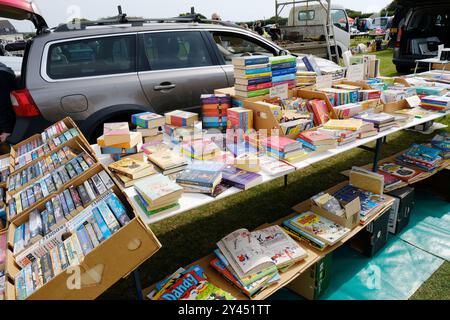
323,119,364,131
147,148,188,171
109,157,152,179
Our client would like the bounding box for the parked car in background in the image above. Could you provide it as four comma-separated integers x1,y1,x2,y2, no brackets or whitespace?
0,0,343,144
391,0,450,73
370,17,393,31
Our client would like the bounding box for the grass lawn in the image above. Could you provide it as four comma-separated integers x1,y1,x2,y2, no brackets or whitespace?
99,49,450,300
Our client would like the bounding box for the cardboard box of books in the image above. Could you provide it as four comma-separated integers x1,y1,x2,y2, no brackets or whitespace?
243,89,337,139
287,253,332,300
8,117,96,174
5,163,161,300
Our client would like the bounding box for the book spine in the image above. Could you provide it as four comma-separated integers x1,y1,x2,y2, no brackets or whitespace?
92,209,112,241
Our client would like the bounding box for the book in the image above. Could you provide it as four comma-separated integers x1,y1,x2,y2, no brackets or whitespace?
259,156,296,177
323,119,364,131
134,174,183,207
379,162,421,182
234,88,271,98
234,67,272,78
290,211,350,245
103,122,130,136
235,76,272,86
252,225,308,269
131,112,165,129
165,110,199,127
109,157,152,180
217,228,278,279
261,136,302,153
97,131,142,149
221,165,262,190
353,112,396,125
232,56,270,67
176,169,222,189
152,265,235,300
299,131,337,147
147,148,188,172
302,55,321,75
104,193,131,226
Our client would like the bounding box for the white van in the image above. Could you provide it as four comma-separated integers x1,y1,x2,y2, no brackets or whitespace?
285,3,351,56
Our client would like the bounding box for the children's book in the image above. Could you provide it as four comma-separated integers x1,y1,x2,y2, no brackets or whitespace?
379,162,422,181
217,228,279,280
290,211,350,245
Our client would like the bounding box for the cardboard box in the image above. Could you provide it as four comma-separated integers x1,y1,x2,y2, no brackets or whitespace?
287,253,333,300
311,196,361,229
387,187,415,234
6,163,161,300
243,89,336,139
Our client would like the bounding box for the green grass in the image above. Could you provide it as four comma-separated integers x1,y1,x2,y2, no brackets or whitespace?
99,51,450,300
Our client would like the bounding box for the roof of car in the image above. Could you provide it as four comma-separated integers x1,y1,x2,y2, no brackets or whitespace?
36,21,248,41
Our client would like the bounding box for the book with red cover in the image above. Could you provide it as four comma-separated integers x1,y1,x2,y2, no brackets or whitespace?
377,171,402,189
308,99,330,126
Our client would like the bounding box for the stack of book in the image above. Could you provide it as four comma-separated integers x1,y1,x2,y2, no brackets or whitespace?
323,119,364,132
14,191,131,299
227,107,253,132
296,71,317,87
212,226,307,298
333,103,363,119
200,94,231,129
317,128,359,146
357,122,378,139
108,157,157,188
233,56,272,98
148,265,235,300
258,156,296,177
261,136,307,162
420,95,450,111
181,140,220,161
270,55,297,89
176,163,223,196
396,144,442,172
131,112,165,144
133,174,183,217
431,132,450,159
353,112,397,132
145,143,188,175
98,122,143,157
298,131,338,151
378,162,422,182
282,211,351,251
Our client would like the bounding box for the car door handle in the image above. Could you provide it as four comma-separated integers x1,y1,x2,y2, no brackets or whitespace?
154,83,176,91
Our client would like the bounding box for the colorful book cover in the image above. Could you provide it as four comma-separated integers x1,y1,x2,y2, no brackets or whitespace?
134,174,183,204
131,112,165,129
221,166,262,190
176,169,222,188
272,68,297,77
232,56,270,66
290,211,350,245
104,193,131,226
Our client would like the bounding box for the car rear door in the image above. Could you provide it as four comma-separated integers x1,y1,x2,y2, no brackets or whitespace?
0,0,47,32
137,30,229,114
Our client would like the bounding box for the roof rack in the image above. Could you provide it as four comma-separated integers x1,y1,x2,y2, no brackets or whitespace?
53,6,240,32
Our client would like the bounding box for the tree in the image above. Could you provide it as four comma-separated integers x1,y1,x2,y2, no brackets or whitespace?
179,12,207,19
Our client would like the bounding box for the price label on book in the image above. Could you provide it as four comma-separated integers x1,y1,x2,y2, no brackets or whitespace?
346,64,365,81
315,74,333,89
270,83,289,100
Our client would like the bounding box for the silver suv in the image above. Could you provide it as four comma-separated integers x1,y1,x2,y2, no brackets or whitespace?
2,1,289,143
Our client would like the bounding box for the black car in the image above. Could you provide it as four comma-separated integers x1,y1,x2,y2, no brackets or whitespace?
391,0,450,73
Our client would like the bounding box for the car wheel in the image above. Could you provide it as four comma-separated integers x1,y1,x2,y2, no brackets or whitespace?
395,65,411,74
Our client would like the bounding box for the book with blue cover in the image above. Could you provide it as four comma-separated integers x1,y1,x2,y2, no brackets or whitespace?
271,61,297,70
176,169,222,188
104,193,131,227
272,73,296,83
232,56,270,66
272,67,297,77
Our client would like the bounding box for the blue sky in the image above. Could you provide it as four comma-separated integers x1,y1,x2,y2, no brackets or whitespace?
10,0,392,32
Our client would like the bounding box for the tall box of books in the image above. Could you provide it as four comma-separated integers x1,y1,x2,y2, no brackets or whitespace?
287,253,333,300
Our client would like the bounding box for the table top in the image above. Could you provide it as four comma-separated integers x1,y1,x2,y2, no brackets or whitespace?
95,110,449,226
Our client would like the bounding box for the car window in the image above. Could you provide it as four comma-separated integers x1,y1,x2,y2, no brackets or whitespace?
407,9,450,31
139,31,213,71
210,31,275,65
331,9,349,32
47,35,136,80
298,10,315,21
